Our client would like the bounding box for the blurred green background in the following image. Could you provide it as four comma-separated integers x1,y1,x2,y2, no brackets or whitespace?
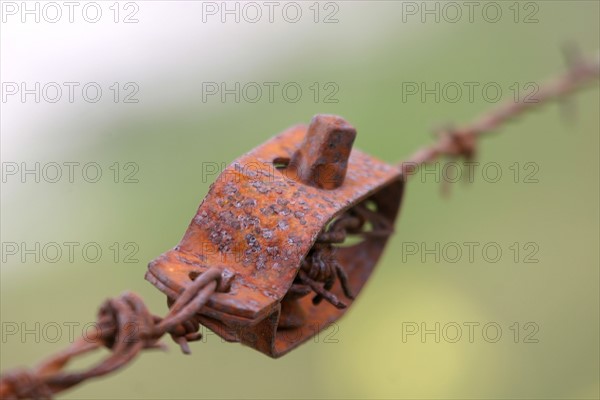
1,1,598,398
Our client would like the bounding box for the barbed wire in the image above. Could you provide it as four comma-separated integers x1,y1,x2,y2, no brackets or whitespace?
0,52,598,399
399,48,600,181
0,267,225,399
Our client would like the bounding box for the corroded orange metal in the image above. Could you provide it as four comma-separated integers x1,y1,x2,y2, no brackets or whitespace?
145,114,404,357
289,114,356,189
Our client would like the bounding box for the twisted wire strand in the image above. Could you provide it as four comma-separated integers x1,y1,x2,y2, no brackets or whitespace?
0,268,224,399
399,51,600,177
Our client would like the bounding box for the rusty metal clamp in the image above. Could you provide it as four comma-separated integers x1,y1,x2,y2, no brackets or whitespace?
146,114,405,357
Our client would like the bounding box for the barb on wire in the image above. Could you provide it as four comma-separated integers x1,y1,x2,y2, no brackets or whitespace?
0,267,224,399
399,50,600,183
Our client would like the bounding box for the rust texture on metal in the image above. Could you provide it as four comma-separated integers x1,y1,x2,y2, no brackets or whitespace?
0,267,226,399
0,51,598,398
288,114,357,189
146,114,405,357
